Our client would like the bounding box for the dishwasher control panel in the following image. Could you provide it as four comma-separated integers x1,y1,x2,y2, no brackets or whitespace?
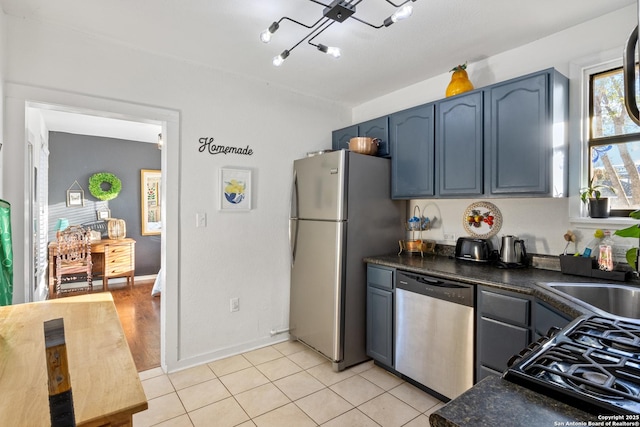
396,271,474,307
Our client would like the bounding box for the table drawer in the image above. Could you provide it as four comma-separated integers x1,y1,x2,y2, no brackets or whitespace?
107,265,133,275
106,245,131,257
104,243,134,277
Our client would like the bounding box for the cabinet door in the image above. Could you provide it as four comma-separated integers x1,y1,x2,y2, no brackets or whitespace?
366,285,394,367
480,289,530,327
332,125,358,151
477,287,532,382
437,91,483,196
389,104,435,199
479,317,530,374
486,72,549,194
534,302,571,340
360,116,390,157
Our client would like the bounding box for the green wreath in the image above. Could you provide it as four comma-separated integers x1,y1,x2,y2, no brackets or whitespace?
89,172,122,201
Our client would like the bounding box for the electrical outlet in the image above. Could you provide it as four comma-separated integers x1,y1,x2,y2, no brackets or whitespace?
196,212,207,228
230,297,239,312
443,232,456,242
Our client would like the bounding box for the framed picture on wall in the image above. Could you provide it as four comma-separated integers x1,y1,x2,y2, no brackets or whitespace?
141,169,162,235
97,208,111,220
219,168,252,211
66,189,84,207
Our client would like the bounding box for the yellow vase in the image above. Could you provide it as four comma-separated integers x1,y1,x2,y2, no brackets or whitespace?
446,65,474,97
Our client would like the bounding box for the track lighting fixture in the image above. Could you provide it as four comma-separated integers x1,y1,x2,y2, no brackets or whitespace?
261,0,417,66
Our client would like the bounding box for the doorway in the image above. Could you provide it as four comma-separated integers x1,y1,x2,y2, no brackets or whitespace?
8,88,181,374
4,83,181,372
27,103,164,302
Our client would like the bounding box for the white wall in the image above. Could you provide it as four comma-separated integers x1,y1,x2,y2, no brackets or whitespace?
0,10,5,196
3,15,350,371
353,5,639,257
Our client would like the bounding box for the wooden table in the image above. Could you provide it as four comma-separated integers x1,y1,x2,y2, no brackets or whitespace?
0,293,148,426
49,238,136,297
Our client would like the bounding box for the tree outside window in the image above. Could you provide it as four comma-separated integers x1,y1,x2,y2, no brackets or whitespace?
589,67,640,214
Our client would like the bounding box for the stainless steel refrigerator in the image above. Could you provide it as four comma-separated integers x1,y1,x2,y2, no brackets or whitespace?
289,150,405,371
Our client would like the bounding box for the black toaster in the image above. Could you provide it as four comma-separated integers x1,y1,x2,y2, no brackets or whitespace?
455,237,494,262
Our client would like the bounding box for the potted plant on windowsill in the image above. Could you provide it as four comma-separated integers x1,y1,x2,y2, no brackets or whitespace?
580,176,615,218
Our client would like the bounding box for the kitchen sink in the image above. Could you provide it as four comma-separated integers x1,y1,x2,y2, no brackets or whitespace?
539,282,640,320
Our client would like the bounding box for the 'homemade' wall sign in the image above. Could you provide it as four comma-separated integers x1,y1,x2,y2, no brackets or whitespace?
199,137,254,156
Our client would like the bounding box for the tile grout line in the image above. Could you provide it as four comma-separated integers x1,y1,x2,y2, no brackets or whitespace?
139,343,442,426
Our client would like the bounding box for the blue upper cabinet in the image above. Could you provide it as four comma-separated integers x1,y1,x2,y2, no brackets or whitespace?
332,68,568,199
332,117,390,157
436,91,484,197
485,69,568,196
360,116,390,158
389,103,435,199
332,124,358,151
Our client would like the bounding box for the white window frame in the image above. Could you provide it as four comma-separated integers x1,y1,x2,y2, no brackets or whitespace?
568,53,638,229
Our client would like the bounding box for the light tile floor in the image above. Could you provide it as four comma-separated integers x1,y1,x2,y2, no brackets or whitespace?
134,341,445,427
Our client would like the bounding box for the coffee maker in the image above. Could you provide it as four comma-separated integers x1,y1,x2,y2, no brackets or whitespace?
498,235,528,268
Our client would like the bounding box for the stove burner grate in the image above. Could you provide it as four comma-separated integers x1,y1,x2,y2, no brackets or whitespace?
505,315,640,415
568,317,640,355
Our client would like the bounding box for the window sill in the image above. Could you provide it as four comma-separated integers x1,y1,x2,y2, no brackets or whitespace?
569,216,638,227
569,216,637,228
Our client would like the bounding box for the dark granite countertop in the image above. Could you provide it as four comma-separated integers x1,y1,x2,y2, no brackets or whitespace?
364,253,639,426
429,376,597,427
364,253,638,319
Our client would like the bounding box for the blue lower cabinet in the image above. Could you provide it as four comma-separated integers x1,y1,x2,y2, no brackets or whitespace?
366,265,394,368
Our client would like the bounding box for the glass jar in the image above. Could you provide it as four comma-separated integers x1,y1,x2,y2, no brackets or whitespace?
598,231,614,271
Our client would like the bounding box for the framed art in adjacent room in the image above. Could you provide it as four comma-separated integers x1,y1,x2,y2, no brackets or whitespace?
220,168,252,211
96,207,111,220
141,169,162,235
66,180,85,207
66,189,84,207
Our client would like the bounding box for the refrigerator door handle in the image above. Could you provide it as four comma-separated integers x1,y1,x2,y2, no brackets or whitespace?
289,170,299,266
290,169,299,219
289,219,299,266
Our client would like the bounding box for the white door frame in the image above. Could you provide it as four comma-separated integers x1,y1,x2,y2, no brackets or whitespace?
4,82,180,372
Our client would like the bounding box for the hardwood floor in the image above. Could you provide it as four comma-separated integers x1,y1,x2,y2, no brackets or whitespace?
108,279,161,372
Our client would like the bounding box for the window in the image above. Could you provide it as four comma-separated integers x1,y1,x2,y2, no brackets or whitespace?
588,66,640,215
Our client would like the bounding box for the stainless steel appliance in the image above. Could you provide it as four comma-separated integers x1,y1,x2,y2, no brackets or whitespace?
454,237,494,262
505,315,640,415
394,271,475,400
289,150,404,371
498,235,527,268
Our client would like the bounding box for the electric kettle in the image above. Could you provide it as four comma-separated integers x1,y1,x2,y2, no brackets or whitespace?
499,235,527,265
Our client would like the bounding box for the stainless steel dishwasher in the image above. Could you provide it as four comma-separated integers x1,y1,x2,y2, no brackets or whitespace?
394,271,474,401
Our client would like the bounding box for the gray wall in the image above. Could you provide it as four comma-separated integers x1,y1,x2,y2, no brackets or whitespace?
48,132,161,276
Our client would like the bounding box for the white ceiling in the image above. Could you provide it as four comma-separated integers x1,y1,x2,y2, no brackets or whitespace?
3,0,637,137
37,109,162,144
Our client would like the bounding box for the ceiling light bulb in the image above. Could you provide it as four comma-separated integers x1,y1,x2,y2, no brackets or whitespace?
391,4,413,22
272,49,290,66
260,21,279,43
326,46,341,59
260,30,273,43
317,44,341,59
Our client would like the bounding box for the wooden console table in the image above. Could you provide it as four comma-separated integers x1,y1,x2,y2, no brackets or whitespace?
49,238,136,297
0,293,148,426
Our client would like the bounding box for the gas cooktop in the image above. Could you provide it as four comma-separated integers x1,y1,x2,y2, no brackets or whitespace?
504,315,640,415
